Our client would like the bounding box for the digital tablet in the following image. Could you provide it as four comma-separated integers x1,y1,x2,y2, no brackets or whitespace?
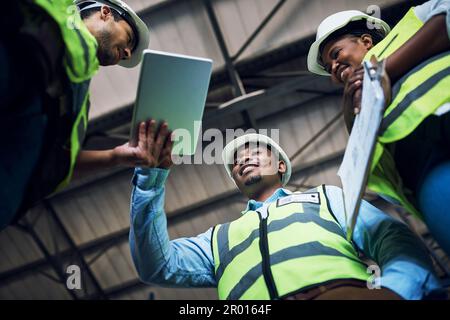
130,49,213,155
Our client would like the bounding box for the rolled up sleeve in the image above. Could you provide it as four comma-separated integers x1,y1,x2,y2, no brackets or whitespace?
414,0,450,40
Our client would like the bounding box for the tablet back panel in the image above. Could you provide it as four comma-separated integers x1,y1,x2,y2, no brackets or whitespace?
130,50,212,155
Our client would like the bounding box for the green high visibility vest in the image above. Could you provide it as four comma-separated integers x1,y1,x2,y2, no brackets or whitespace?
364,8,450,218
30,0,99,192
211,186,370,300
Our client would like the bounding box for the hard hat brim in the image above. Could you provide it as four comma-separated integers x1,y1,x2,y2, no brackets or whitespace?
119,12,149,68
222,133,292,186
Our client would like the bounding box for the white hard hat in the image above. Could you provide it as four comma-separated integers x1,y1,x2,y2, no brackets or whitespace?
222,133,292,186
307,10,390,76
75,0,150,68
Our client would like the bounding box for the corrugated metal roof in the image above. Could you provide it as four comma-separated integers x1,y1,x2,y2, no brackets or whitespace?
2,0,445,300
0,268,73,300
0,213,44,272
88,0,399,119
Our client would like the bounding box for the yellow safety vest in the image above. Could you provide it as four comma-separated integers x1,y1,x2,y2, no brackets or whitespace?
16,0,99,214
364,8,450,218
212,186,369,300
35,0,99,191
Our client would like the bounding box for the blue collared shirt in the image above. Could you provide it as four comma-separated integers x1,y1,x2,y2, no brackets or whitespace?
129,167,442,299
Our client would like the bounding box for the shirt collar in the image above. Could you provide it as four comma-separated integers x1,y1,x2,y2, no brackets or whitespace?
241,188,292,214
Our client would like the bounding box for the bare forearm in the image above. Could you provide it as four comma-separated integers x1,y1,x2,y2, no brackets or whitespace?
386,14,450,83
73,121,173,179
74,149,117,177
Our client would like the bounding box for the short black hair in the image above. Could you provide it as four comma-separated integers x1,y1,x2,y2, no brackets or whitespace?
79,6,123,22
319,20,386,63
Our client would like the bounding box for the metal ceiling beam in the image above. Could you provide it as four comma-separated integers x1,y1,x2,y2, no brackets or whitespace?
43,201,108,299
231,0,287,62
203,0,245,97
14,222,79,300
203,0,258,129
205,76,337,123
202,0,293,129
290,110,343,164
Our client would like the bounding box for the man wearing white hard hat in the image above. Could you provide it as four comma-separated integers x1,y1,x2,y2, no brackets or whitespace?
0,0,156,230
76,0,149,67
307,0,450,256
128,132,443,299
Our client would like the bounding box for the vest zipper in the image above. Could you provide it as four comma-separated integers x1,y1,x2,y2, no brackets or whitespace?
258,215,278,299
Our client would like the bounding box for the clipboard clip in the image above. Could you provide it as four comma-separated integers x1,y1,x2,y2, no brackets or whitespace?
364,56,386,82
363,56,391,108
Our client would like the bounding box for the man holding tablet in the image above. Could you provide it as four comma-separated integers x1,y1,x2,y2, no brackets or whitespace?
129,133,444,300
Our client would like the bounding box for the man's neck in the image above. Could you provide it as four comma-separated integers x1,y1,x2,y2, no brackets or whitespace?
247,184,283,202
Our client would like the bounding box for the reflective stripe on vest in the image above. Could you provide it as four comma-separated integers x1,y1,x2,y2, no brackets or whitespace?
55,80,91,192
32,0,99,192
363,8,450,218
34,0,99,83
380,52,450,141
212,186,369,300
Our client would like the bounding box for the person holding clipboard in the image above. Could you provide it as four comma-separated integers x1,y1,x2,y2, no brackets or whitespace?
307,0,450,255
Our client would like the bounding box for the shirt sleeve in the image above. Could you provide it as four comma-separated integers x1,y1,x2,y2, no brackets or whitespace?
129,167,216,288
324,185,443,300
414,0,450,40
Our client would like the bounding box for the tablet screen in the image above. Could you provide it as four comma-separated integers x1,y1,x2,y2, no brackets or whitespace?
130,50,213,156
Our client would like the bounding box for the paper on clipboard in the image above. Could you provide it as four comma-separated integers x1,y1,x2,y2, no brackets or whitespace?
337,58,387,241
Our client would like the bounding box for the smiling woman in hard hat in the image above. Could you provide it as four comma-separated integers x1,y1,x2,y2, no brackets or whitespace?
0,1,160,230
307,0,450,255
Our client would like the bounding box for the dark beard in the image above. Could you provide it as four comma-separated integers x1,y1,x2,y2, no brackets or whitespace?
96,29,117,66
244,175,262,186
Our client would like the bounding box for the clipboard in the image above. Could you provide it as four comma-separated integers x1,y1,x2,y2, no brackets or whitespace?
337,57,387,240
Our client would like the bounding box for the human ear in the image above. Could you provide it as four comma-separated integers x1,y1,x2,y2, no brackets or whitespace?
278,161,287,175
100,5,113,21
360,34,374,50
